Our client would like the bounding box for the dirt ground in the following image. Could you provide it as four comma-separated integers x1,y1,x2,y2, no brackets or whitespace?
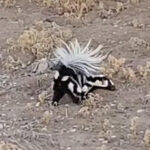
0,0,150,150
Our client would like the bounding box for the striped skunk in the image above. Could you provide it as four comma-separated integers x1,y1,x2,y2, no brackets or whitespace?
50,39,116,105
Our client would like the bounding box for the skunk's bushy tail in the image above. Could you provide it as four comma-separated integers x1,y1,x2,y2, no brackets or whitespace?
52,39,110,76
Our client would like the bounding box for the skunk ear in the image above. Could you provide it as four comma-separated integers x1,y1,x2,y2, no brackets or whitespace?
50,61,63,71
48,59,55,70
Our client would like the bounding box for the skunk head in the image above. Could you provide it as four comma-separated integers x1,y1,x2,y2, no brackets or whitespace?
50,60,63,71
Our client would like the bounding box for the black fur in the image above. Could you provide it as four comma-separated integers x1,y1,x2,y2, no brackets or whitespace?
50,40,116,105
52,68,116,105
86,75,116,91
52,73,83,105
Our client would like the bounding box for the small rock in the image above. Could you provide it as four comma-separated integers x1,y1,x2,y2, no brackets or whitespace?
137,109,144,113
69,128,76,133
67,146,71,150
1,114,6,117
111,135,117,139
98,138,105,141
33,58,49,74
41,126,47,131
102,140,108,144
113,24,118,28
0,124,3,130
84,127,89,131
30,97,34,100
35,102,40,107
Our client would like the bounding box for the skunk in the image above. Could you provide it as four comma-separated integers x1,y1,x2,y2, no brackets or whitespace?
50,39,116,105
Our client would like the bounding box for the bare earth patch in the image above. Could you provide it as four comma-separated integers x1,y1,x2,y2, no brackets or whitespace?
0,0,150,150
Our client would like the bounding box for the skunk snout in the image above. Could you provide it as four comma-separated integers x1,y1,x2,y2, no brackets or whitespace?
50,66,55,70
50,61,63,71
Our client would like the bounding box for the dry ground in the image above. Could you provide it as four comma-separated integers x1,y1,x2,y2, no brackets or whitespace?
0,0,150,150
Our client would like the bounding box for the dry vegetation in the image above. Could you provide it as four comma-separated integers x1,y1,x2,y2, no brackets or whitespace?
103,54,150,82
36,0,128,19
137,62,150,79
0,0,150,150
5,21,72,70
0,141,23,150
40,0,141,18
129,37,150,50
0,0,16,7
0,0,140,18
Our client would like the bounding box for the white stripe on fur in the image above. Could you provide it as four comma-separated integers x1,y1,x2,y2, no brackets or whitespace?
54,71,59,79
86,79,108,87
82,85,89,92
68,82,74,93
77,85,82,93
61,76,69,81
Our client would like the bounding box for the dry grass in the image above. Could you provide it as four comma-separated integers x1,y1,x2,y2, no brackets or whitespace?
0,0,140,15
31,0,141,20
103,55,137,81
36,0,97,18
0,0,16,8
5,21,72,70
0,141,24,150
129,37,150,50
32,0,133,19
77,93,103,118
8,21,72,58
130,116,139,135
40,110,52,125
137,62,150,79
103,55,150,81
130,19,145,29
0,129,55,150
38,90,49,104
128,0,140,5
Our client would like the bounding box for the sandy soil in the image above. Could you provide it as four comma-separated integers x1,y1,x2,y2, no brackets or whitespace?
0,0,150,150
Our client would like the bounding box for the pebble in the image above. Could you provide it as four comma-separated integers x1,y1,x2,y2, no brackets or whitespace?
137,109,144,113
69,128,76,133
98,138,105,141
113,24,118,28
0,123,4,130
1,114,6,117
102,140,108,144
35,102,40,107
84,127,89,131
111,135,117,139
30,97,34,100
